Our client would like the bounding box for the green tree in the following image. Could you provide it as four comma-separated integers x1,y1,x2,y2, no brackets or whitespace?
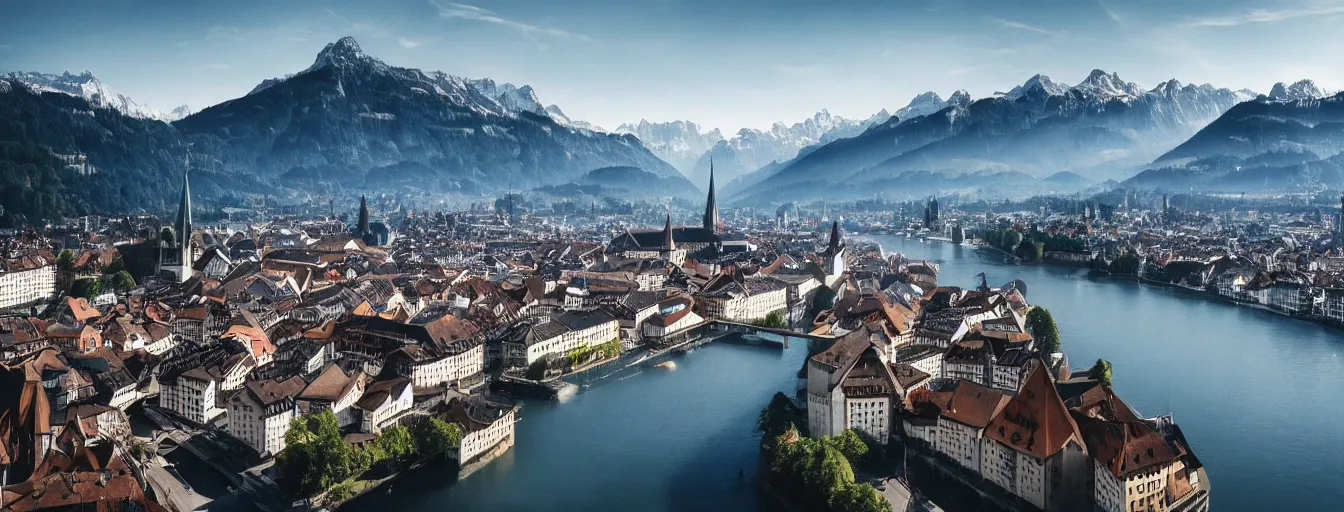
753,310,787,329
525,358,549,380
112,270,136,292
806,446,856,509
758,392,800,442
276,410,364,497
822,429,869,467
56,249,74,272
70,277,103,299
1109,253,1141,276
829,482,892,512
1026,307,1061,355
1089,358,1113,386
413,418,462,459
1000,229,1022,253
377,425,416,460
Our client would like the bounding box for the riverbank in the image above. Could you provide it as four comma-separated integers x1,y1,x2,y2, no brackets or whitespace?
869,231,1344,333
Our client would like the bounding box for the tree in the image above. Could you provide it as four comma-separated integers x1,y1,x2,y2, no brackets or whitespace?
525,358,549,380
276,410,364,497
806,446,856,510
55,249,74,272
753,310,787,329
1000,229,1022,253
1089,359,1113,386
112,270,136,292
377,425,416,460
1015,239,1039,262
413,418,462,459
1026,307,1061,355
758,392,800,442
823,429,869,467
70,277,103,299
829,483,892,512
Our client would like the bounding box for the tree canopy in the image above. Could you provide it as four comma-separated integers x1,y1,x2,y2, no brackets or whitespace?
413,417,462,459
766,427,891,512
1026,306,1061,355
1089,359,1113,386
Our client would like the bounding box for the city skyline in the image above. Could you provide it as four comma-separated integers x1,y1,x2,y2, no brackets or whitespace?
3,0,1343,132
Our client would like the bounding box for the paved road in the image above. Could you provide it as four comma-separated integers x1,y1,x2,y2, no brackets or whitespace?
144,455,211,512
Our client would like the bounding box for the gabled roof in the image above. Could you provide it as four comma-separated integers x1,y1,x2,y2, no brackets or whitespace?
984,362,1083,460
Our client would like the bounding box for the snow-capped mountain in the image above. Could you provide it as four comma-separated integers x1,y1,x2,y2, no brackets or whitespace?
1158,82,1344,163
4,71,185,121
468,79,546,115
690,109,887,187
1268,79,1327,101
731,69,1254,204
175,36,680,192
544,104,603,131
614,120,724,183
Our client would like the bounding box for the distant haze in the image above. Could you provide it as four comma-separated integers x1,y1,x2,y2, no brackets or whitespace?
3,0,1342,132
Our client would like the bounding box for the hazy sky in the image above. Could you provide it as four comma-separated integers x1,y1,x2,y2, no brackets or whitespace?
2,0,1342,132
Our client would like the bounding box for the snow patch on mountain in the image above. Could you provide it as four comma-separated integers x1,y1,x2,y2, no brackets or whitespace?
1269,80,1326,101
5,70,179,121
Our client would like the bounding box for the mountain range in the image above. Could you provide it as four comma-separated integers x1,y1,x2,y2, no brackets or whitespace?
1125,82,1344,192
3,37,1342,222
0,37,694,223
3,71,192,121
615,109,889,189
724,70,1260,204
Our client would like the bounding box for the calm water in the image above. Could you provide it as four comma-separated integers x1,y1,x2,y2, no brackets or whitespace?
358,337,803,512
357,235,1344,512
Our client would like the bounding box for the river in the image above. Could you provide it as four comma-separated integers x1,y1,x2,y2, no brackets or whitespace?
353,235,1344,512
872,235,1344,511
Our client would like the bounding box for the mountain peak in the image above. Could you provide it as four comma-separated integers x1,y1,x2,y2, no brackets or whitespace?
947,89,972,107
1269,79,1325,101
1074,69,1143,99
311,36,371,70
1010,74,1070,98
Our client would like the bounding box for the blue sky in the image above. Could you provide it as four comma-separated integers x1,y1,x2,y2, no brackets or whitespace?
2,0,1342,132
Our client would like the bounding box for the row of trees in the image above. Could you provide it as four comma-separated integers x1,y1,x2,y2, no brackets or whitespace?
1107,253,1141,276
751,310,788,329
563,338,623,369
766,427,889,512
276,410,462,499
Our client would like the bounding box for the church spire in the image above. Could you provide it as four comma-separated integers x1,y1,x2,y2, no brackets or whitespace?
826,220,843,256
357,195,370,235
663,213,676,251
175,152,192,245
703,156,720,233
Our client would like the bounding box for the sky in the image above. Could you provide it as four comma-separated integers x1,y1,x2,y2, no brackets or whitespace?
2,0,1343,133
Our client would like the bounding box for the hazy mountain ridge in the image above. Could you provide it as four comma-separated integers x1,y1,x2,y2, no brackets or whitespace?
730,69,1254,204
614,120,724,184
3,70,191,121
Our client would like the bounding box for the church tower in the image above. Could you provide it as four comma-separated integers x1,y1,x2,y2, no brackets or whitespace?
660,212,686,266
357,195,370,236
703,157,721,233
159,153,193,283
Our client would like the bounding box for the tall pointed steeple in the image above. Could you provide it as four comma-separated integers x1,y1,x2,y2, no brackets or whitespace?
663,213,676,251
357,195,370,235
703,156,720,233
827,220,842,255
174,153,192,244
